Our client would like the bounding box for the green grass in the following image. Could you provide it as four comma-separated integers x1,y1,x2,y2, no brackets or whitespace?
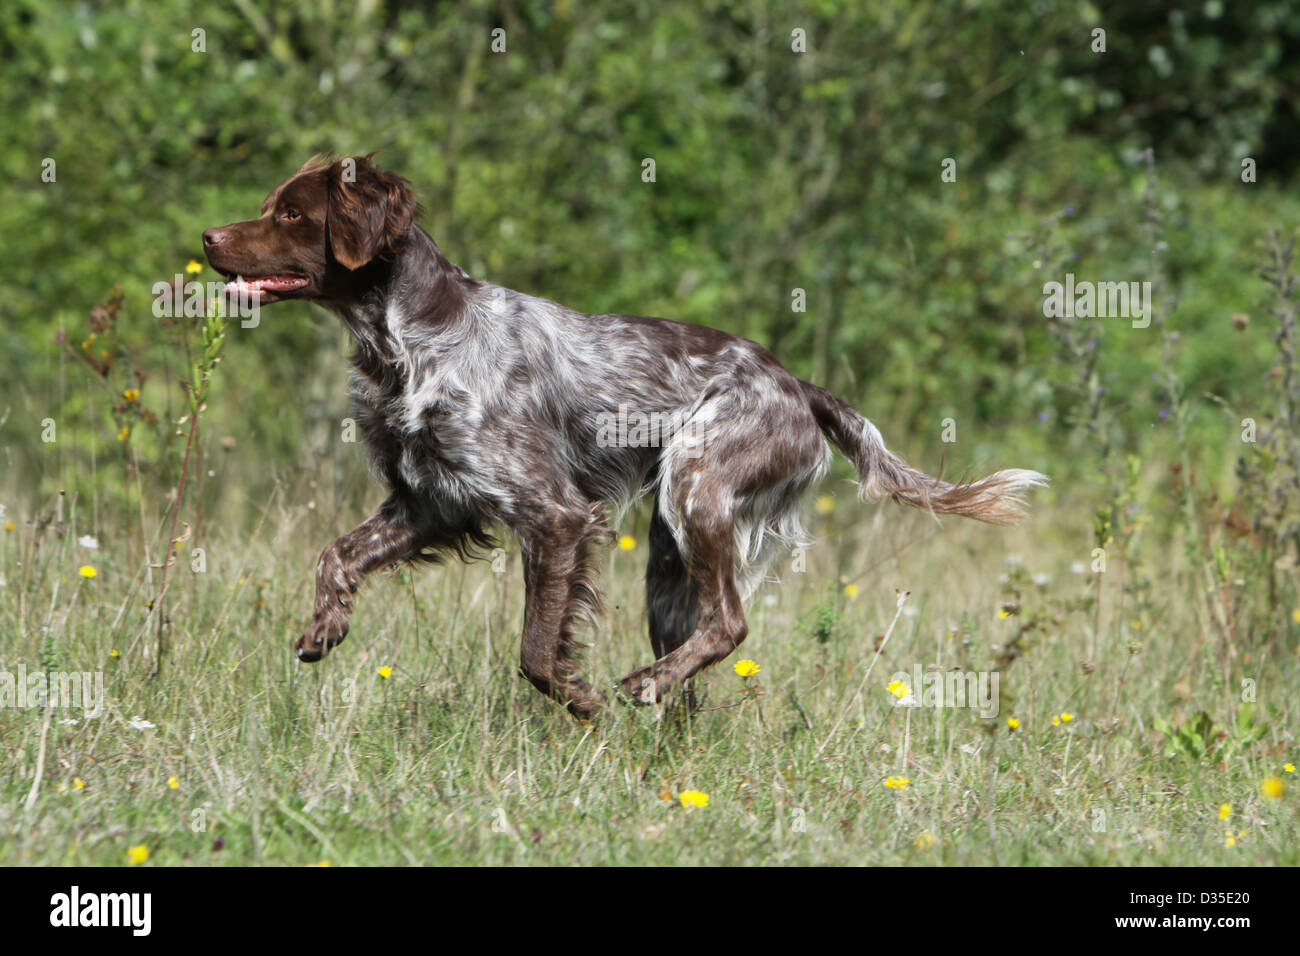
1,492,1296,866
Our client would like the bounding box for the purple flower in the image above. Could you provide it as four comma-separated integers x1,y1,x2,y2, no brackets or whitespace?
1158,408,1169,419
1038,411,1049,423
1064,205,1075,216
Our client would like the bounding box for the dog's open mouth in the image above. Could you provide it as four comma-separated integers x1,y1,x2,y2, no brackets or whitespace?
222,274,309,296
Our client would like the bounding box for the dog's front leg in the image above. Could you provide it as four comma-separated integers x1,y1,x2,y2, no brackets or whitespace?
517,506,609,718
295,498,427,662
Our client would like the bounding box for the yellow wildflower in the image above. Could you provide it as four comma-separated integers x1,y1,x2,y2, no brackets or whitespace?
887,679,911,699
884,776,910,790
378,665,392,679
78,565,97,579
913,830,936,850
123,388,140,403
679,790,709,809
1219,803,1231,821
167,776,179,790
1060,712,1073,723
815,495,835,515
1261,776,1285,800
618,535,636,551
843,583,859,598
733,659,761,677
1284,763,1295,774
127,844,149,865
73,777,85,790
185,259,203,274
117,427,129,442
1006,717,1020,730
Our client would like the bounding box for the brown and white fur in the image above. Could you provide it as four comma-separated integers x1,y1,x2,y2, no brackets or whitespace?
202,155,1047,718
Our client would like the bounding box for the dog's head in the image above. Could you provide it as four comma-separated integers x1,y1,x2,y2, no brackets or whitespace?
202,155,418,304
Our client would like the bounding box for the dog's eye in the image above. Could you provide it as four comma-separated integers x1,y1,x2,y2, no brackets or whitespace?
282,209,301,222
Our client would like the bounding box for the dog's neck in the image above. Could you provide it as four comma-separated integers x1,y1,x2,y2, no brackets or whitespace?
326,226,478,359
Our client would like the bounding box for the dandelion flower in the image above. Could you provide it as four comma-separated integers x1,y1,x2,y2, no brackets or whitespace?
1219,803,1231,821
618,535,636,551
185,259,203,275
1224,832,1236,848
1051,716,1060,727
1006,717,1021,730
110,649,120,659
997,608,1010,620
378,665,392,679
733,659,761,678
884,776,910,790
913,830,936,850
1284,763,1295,774
78,565,97,578
887,679,911,699
1261,776,1285,800
73,777,85,790
1060,712,1073,723
3,522,12,532
815,495,835,515
843,583,859,598
167,776,179,790
679,790,709,809
123,388,140,403
127,844,149,865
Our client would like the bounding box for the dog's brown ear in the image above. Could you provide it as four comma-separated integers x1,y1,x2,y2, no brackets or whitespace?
325,156,417,270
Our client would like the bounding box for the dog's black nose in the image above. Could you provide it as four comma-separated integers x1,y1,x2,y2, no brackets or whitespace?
202,228,227,247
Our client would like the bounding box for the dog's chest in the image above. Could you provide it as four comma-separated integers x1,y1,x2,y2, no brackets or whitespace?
346,307,517,504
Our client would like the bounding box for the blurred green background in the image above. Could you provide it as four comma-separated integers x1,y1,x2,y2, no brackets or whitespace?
3,0,1299,517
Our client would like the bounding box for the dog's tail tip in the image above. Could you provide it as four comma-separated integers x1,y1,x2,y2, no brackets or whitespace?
964,468,1051,524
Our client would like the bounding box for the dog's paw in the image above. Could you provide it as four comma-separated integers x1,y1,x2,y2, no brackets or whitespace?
294,608,350,663
618,666,661,704
563,684,609,721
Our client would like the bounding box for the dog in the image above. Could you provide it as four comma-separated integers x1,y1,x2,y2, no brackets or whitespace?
203,155,1046,717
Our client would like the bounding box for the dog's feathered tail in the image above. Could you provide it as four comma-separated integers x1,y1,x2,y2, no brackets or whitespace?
800,381,1048,525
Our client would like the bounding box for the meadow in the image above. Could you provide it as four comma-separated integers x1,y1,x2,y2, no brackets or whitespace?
2,419,1297,865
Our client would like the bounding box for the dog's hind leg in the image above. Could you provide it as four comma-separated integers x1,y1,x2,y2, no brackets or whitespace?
621,479,747,703
621,376,828,703
517,503,609,719
646,494,700,660
646,494,703,710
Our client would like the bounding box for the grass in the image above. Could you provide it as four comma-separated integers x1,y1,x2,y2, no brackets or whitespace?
1,484,1296,867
